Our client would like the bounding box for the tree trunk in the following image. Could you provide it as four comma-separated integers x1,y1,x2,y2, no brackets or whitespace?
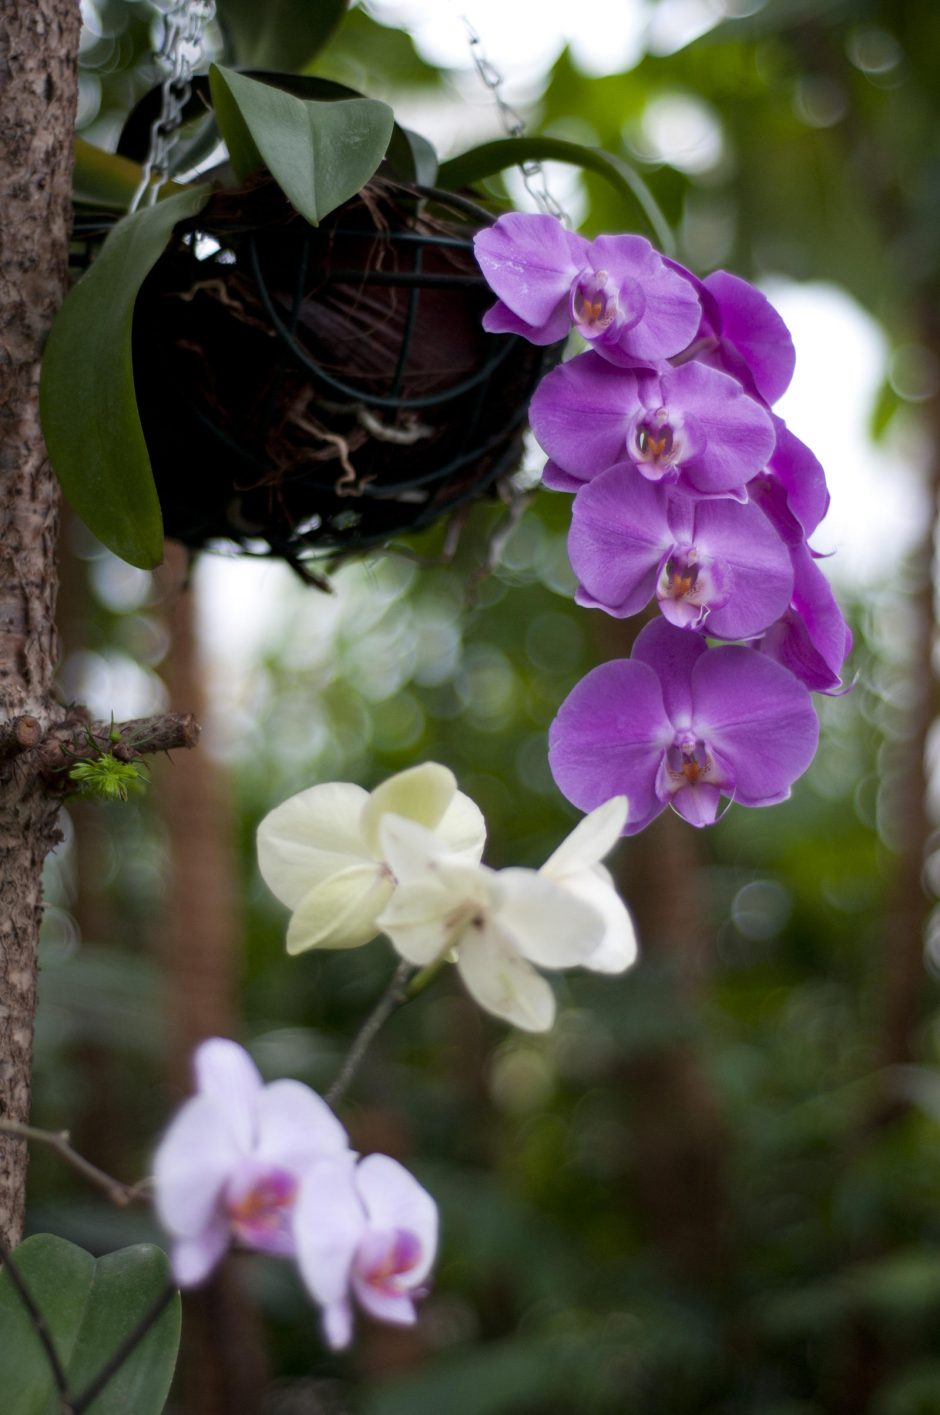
0,0,81,1248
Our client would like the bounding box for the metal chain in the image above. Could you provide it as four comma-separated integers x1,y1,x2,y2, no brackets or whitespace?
464,21,567,223
130,0,217,211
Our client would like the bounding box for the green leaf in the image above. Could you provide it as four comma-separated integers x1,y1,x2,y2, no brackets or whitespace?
438,136,676,254
40,184,211,569
216,0,348,72
386,126,439,186
0,1234,180,1415
73,139,151,212
208,65,394,223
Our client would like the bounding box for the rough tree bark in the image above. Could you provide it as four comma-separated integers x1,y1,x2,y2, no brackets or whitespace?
0,0,83,1249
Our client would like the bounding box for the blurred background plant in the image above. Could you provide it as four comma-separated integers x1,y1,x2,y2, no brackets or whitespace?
36,0,940,1410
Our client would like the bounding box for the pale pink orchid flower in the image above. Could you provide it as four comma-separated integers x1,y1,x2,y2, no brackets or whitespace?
295,1153,438,1350
153,1038,352,1287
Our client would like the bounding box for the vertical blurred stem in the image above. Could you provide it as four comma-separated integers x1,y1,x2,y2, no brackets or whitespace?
878,360,940,1082
0,1,80,1248
153,546,267,1414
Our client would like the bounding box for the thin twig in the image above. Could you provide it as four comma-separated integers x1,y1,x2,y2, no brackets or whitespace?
0,1226,71,1399
325,960,415,1107
69,1278,178,1414
0,1120,144,1207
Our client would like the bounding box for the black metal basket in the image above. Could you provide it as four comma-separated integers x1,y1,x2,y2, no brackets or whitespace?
123,175,559,577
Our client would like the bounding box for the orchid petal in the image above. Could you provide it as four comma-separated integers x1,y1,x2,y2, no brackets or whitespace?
631,618,708,725
661,361,776,495
541,796,629,876
588,234,701,361
360,762,457,857
473,212,582,326
541,459,584,493
686,497,793,641
294,1159,366,1322
153,1095,240,1239
549,658,673,835
436,790,487,862
322,1300,354,1351
493,868,606,968
351,1277,417,1326
285,864,394,954
193,1038,263,1155
171,1220,230,1288
691,646,819,805
257,782,370,908
456,922,557,1031
561,866,638,973
529,354,635,479
482,296,572,345
355,1154,438,1286
568,466,672,617
702,270,795,405
255,1079,350,1169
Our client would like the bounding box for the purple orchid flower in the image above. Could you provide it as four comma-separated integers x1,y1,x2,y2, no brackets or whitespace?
568,463,793,638
756,541,853,693
670,266,796,407
295,1153,438,1350
473,211,701,365
530,350,777,496
548,619,819,833
153,1038,352,1287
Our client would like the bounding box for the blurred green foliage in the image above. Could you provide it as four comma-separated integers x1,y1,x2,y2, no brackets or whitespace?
30,1,940,1411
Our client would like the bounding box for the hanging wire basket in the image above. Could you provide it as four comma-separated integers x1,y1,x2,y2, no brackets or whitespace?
120,175,559,577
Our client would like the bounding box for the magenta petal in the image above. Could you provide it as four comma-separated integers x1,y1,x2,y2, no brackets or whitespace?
702,270,795,405
767,418,830,539
568,465,672,617
670,781,723,828
760,543,851,692
689,497,793,640
690,647,819,805
473,212,582,327
631,618,707,725
541,459,584,492
549,658,673,835
482,297,571,346
662,362,776,495
529,353,635,478
589,234,701,362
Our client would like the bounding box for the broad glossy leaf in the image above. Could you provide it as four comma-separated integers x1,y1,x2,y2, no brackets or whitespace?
0,1234,180,1415
73,139,152,212
216,0,348,71
438,137,675,254
40,184,211,569
208,65,393,223
386,126,439,186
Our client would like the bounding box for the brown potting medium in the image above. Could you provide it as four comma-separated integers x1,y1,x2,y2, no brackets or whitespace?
130,176,559,577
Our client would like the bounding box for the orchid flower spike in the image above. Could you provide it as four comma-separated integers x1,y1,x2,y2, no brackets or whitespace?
376,797,633,1032
153,1038,352,1287
257,763,486,955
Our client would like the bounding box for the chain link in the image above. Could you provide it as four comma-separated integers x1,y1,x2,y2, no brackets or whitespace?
464,21,567,223
130,0,217,211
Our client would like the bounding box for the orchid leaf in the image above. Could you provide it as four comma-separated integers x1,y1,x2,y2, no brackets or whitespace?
40,184,211,569
216,0,348,72
73,138,154,212
438,137,675,255
208,65,393,223
387,126,439,186
0,1234,180,1415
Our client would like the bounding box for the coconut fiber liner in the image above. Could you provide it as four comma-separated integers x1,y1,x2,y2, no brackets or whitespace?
130,176,558,575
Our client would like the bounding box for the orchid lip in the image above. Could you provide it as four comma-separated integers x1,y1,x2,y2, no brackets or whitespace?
226,1165,298,1253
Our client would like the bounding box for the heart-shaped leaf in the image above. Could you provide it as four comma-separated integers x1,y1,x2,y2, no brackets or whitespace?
216,0,348,72
438,136,675,255
0,1234,180,1415
40,184,211,569
208,65,394,224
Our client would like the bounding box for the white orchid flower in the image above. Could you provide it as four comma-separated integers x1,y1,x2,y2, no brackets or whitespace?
376,804,632,1032
257,763,486,955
